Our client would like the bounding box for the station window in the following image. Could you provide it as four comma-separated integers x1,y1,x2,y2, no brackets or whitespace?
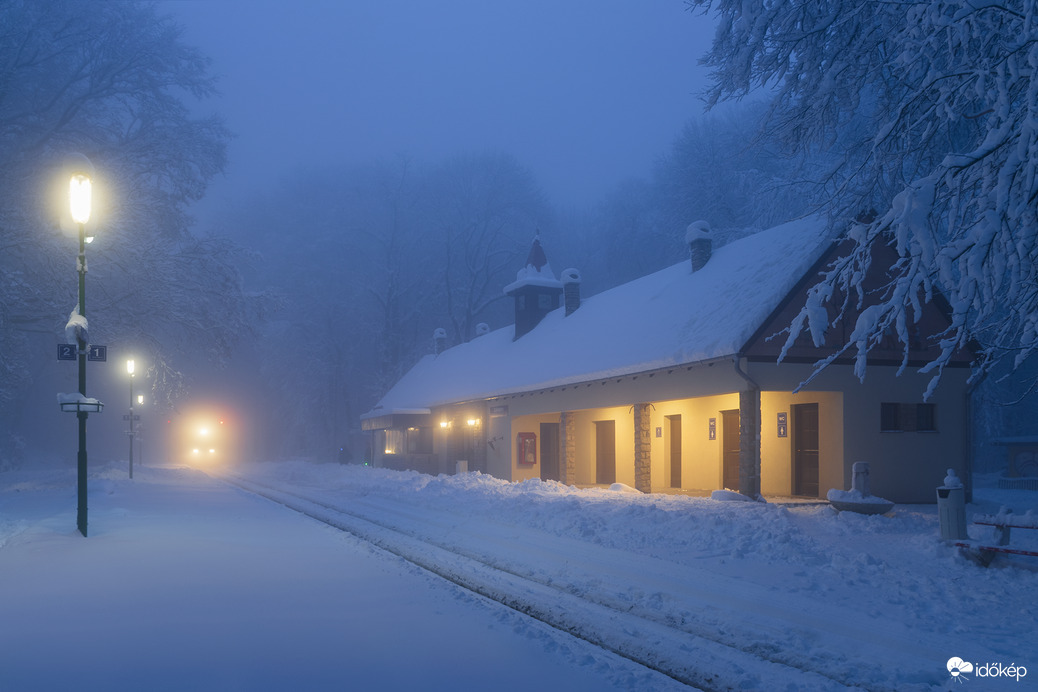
382,429,403,454
406,426,433,454
880,403,936,432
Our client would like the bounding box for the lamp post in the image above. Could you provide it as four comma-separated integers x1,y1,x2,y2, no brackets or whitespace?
127,359,135,479
70,160,93,537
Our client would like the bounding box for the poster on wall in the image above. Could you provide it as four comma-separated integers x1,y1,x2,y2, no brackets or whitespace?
517,432,537,466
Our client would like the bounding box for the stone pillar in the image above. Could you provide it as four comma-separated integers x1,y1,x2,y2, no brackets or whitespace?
738,389,761,498
634,403,652,493
560,411,577,485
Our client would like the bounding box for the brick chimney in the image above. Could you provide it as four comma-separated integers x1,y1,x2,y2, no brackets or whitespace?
686,221,712,272
562,268,581,316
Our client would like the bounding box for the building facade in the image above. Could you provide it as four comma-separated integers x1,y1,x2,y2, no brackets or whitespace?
362,218,974,503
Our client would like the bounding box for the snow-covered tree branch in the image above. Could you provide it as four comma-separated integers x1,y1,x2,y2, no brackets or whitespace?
690,0,1038,394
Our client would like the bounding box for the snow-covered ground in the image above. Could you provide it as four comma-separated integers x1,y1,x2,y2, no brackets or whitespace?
1,460,1036,691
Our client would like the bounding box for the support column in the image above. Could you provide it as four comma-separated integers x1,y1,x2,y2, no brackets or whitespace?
634,403,652,493
738,389,761,498
559,411,577,485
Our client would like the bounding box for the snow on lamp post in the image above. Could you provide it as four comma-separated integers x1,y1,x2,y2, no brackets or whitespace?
59,153,104,537
127,359,135,479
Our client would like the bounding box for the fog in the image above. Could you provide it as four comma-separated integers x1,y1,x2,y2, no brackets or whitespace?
0,2,730,467
151,1,722,462
12,2,1026,472
166,0,713,217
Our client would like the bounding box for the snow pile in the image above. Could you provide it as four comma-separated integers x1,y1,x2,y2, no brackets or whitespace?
684,219,711,243
64,307,87,345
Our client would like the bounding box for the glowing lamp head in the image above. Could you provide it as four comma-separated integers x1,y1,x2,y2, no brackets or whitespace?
126,359,135,375
137,394,144,405
69,174,92,225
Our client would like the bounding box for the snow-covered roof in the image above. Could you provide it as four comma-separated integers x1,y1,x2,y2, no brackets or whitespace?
366,216,834,415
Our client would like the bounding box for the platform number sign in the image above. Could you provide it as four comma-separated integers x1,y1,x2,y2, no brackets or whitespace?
87,345,107,362
57,344,77,361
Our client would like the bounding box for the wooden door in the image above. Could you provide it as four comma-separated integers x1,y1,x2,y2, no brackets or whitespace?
721,409,740,491
540,422,560,482
667,415,681,488
595,420,616,485
793,403,819,497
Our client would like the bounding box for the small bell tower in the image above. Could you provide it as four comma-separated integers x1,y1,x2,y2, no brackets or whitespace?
503,234,563,340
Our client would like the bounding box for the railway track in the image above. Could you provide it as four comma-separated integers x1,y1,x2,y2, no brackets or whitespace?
220,473,869,691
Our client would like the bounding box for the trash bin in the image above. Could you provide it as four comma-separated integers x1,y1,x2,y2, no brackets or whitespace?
937,470,968,541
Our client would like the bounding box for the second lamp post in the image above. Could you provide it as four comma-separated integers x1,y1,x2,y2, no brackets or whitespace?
127,359,135,479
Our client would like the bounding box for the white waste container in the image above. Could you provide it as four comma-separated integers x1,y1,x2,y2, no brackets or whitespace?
936,485,967,541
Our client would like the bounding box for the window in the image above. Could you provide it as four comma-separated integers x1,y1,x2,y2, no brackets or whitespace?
915,403,936,432
880,403,901,432
382,429,403,454
880,403,936,432
405,426,433,454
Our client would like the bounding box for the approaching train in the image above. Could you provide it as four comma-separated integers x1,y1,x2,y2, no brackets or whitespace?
168,404,241,467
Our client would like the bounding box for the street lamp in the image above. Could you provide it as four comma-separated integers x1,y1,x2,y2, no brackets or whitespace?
62,154,103,537
127,359,135,479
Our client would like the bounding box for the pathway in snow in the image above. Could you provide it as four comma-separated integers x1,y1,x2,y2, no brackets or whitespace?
224,462,1038,692
0,464,684,692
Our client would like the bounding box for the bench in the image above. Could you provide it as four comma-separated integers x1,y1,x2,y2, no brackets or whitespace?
955,509,1038,565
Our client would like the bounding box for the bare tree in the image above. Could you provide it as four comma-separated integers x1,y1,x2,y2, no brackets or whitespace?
425,152,550,344
0,1,240,463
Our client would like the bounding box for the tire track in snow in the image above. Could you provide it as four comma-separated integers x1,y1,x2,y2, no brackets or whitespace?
220,473,870,692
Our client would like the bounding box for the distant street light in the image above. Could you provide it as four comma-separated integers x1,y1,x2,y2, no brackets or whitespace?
127,359,135,479
137,394,145,467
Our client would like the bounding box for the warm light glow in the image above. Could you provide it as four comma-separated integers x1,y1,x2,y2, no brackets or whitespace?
440,421,449,428
467,418,480,427
137,394,144,405
69,174,92,225
174,403,240,468
126,359,135,375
